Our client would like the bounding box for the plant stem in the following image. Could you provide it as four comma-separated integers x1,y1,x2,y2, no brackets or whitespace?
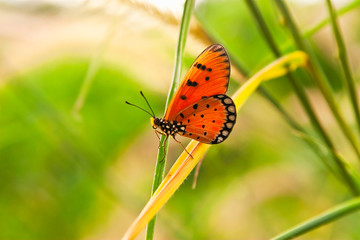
271,197,360,240
304,0,360,38
72,17,117,120
145,0,195,239
274,0,360,162
245,0,359,196
196,6,354,192
325,0,360,135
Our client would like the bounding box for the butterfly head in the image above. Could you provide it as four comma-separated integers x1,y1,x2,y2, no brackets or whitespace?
151,117,161,129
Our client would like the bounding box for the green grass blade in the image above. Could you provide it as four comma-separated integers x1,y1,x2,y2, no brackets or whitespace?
325,0,360,135
244,0,281,56
274,0,360,163
72,18,118,120
271,197,360,240
145,0,195,239
305,0,360,38
196,4,359,194
269,0,360,65
245,0,359,195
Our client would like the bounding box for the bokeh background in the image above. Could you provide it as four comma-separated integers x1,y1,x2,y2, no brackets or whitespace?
1,0,360,239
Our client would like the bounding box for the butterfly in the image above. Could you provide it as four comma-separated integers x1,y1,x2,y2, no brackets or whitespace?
126,44,236,153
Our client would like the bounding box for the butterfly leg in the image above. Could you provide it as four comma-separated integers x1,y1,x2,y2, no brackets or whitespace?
192,154,205,189
172,135,194,159
155,130,169,161
155,130,166,149
158,134,169,161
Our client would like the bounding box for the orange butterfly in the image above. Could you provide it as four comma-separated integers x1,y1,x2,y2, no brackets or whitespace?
126,44,236,151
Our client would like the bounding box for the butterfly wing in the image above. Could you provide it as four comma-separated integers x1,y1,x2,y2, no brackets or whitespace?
175,94,236,144
164,44,230,121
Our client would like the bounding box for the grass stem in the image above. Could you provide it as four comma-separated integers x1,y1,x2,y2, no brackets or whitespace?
145,1,195,239
325,0,360,136
304,0,360,38
271,197,360,240
246,0,359,195
274,0,360,163
72,17,117,120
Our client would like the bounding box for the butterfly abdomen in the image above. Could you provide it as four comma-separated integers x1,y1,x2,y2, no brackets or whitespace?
158,118,186,136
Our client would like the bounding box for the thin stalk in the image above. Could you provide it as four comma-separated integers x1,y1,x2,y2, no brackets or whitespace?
306,61,360,159
271,197,360,240
195,9,356,192
264,0,360,71
244,0,281,56
304,0,360,38
274,0,360,162
145,0,195,239
72,17,117,120
325,0,360,135
245,0,359,195
287,72,359,195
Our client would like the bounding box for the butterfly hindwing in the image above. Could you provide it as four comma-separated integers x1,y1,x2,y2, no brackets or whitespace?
175,95,236,144
164,44,230,121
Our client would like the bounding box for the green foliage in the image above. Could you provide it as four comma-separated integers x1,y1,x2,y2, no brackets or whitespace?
0,58,163,239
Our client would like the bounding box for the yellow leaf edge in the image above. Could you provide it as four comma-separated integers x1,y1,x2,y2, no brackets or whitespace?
121,50,308,240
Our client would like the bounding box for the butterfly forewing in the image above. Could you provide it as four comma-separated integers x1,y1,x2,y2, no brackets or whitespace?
164,44,230,121
175,95,236,144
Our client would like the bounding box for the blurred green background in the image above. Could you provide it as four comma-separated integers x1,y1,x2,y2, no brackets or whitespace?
1,0,360,239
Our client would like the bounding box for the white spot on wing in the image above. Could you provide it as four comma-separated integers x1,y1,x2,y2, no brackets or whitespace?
226,122,233,129
227,106,235,113
228,115,235,121
223,98,232,104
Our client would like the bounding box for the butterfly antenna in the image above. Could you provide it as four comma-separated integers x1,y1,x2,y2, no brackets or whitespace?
125,101,154,117
140,91,155,117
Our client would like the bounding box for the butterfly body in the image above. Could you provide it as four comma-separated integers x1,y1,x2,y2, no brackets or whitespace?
151,117,186,136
